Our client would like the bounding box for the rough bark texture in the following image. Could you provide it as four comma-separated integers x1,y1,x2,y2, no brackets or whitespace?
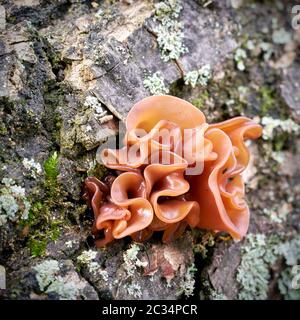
0,0,300,300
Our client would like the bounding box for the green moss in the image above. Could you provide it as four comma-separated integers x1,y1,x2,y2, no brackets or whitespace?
20,201,43,227
87,162,109,179
21,152,63,257
0,121,7,135
193,230,215,258
259,86,275,115
28,238,48,257
44,151,60,198
261,116,300,152
43,82,72,144
22,200,61,257
192,91,209,110
44,152,59,182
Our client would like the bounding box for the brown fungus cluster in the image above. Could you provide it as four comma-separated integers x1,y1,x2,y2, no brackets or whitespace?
84,95,262,247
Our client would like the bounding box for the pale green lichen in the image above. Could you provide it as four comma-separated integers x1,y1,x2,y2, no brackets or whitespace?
22,158,42,179
178,264,197,297
46,277,79,300
184,64,212,88
122,244,147,297
84,96,111,121
143,72,169,95
272,28,292,45
65,240,74,248
259,42,275,61
98,269,109,282
261,117,300,140
184,70,199,88
123,244,148,277
33,260,79,300
0,178,30,226
236,233,280,300
69,100,114,150
270,151,285,164
77,250,97,265
234,48,247,71
77,250,101,276
278,267,300,300
245,39,274,61
77,250,108,280
126,282,143,298
277,235,300,266
262,202,292,223
261,143,286,166
154,0,188,61
277,235,300,300
34,260,60,291
95,8,103,19
200,280,228,300
210,290,228,300
87,261,100,275
0,194,19,226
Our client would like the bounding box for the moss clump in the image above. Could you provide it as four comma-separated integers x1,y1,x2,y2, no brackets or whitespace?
261,116,300,152
43,82,72,144
192,91,209,110
28,238,48,257
259,86,275,116
87,161,109,179
22,152,63,257
0,121,7,135
44,151,59,197
193,230,215,258
23,201,62,257
44,151,59,182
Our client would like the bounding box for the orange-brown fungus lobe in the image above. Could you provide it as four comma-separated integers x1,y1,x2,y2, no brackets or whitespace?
84,95,262,247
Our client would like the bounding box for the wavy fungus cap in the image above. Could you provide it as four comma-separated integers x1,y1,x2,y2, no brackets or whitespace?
84,95,262,247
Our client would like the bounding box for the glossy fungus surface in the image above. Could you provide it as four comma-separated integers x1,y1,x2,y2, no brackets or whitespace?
84,95,262,246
